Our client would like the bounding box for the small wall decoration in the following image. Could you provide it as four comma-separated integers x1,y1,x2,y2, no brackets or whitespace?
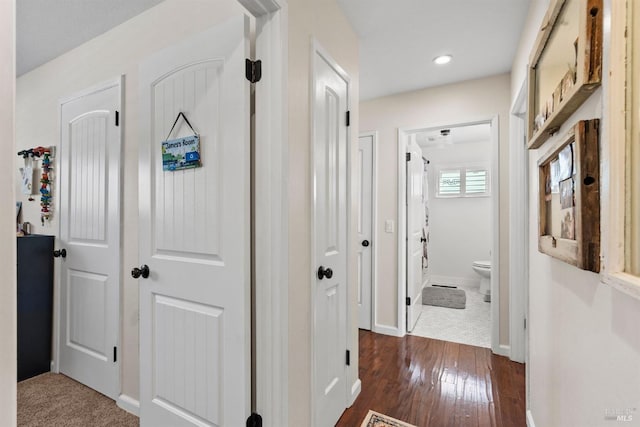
538,119,600,272
527,0,603,149
161,112,201,171
34,146,53,224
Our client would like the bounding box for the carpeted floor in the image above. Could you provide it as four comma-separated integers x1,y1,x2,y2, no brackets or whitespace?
18,373,139,427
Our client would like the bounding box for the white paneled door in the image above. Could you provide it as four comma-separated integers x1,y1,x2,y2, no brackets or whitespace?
357,134,374,330
59,79,122,400
406,140,424,332
312,44,350,427
138,16,250,427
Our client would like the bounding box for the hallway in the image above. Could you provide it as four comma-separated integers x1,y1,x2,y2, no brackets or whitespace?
337,331,525,427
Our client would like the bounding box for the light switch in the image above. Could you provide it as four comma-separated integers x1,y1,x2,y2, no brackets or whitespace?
385,220,394,233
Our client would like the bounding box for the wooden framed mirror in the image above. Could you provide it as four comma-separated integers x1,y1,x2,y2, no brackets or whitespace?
527,0,603,149
538,119,600,272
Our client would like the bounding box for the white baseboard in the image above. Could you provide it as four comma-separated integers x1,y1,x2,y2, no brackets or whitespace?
372,324,404,337
117,394,140,417
526,410,536,427
492,344,510,357
348,379,361,407
429,275,480,288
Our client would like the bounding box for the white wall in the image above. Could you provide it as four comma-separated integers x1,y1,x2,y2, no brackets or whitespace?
286,0,360,423
515,1,640,426
16,0,249,404
360,73,511,344
422,139,492,286
0,1,16,426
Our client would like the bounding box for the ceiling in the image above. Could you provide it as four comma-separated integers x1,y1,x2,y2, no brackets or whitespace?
415,123,491,147
337,0,531,100
17,0,164,76
17,0,530,98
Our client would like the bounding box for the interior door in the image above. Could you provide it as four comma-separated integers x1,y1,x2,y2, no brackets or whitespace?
312,46,349,427
357,134,373,330
59,80,121,399
406,139,424,333
138,17,250,427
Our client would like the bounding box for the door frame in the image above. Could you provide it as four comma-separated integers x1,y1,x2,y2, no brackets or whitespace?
309,38,352,427
509,80,528,364
358,131,378,331
53,76,124,394
238,1,289,425
396,116,503,355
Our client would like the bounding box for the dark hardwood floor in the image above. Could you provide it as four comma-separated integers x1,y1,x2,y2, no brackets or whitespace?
336,330,526,427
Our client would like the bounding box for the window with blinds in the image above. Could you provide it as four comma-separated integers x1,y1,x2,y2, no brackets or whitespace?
436,166,490,198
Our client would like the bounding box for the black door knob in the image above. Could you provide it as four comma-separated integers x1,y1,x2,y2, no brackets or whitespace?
317,266,333,280
53,249,67,258
362,240,370,247
131,265,150,279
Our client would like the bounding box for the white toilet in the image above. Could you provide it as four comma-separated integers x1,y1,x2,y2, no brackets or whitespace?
472,260,491,302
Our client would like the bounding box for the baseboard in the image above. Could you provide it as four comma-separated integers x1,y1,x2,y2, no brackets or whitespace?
492,344,510,357
429,275,480,288
117,394,140,417
348,379,361,407
526,410,536,427
372,324,404,337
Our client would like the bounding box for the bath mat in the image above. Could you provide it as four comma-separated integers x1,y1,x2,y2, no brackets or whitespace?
360,410,416,427
422,286,466,309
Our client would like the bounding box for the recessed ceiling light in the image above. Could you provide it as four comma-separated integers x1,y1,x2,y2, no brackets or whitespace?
433,55,452,65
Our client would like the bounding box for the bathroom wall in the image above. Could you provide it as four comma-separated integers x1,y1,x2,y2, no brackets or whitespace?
421,136,492,287
360,73,511,344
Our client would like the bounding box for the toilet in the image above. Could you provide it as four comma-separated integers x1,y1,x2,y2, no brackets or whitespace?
472,260,491,302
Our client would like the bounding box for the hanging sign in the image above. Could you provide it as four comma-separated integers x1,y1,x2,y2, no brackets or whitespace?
162,135,201,171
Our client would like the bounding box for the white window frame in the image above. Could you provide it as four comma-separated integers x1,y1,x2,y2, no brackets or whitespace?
603,0,640,299
435,164,491,198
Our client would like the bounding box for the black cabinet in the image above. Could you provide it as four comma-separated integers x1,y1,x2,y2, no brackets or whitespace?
17,235,54,381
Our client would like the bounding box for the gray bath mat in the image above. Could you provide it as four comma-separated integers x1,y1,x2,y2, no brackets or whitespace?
422,286,466,309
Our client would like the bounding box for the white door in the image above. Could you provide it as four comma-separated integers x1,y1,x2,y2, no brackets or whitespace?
357,134,374,330
312,45,349,427
59,80,121,399
138,17,250,427
406,140,424,333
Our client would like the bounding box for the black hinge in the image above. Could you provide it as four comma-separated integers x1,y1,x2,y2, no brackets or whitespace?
245,59,262,83
346,110,351,127
346,350,351,366
115,111,119,127
246,413,262,427
113,346,117,362
524,318,527,329
406,152,411,161
406,297,411,306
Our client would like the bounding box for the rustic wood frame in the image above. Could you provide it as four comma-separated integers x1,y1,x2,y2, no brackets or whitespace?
527,0,603,149
538,119,600,272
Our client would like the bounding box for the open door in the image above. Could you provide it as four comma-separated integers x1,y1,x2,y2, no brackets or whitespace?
406,139,424,332
138,16,251,426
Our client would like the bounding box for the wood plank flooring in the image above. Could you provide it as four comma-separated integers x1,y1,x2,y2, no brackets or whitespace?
336,330,525,427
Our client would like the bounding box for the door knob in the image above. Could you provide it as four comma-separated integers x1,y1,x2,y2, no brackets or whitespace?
362,240,370,247
131,265,150,279
53,249,67,258
317,266,333,280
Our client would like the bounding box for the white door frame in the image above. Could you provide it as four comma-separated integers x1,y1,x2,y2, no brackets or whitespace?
397,116,502,355
309,38,352,427
509,81,528,364
53,76,124,393
358,131,378,331
237,0,289,425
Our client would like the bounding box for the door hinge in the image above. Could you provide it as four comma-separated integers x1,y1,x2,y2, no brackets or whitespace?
245,59,262,83
246,413,262,427
115,111,119,127
524,318,527,329
113,346,117,362
406,152,411,161
346,350,351,366
406,297,411,306
346,110,351,127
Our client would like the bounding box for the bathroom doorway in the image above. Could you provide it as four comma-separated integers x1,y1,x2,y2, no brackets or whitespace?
397,117,500,351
